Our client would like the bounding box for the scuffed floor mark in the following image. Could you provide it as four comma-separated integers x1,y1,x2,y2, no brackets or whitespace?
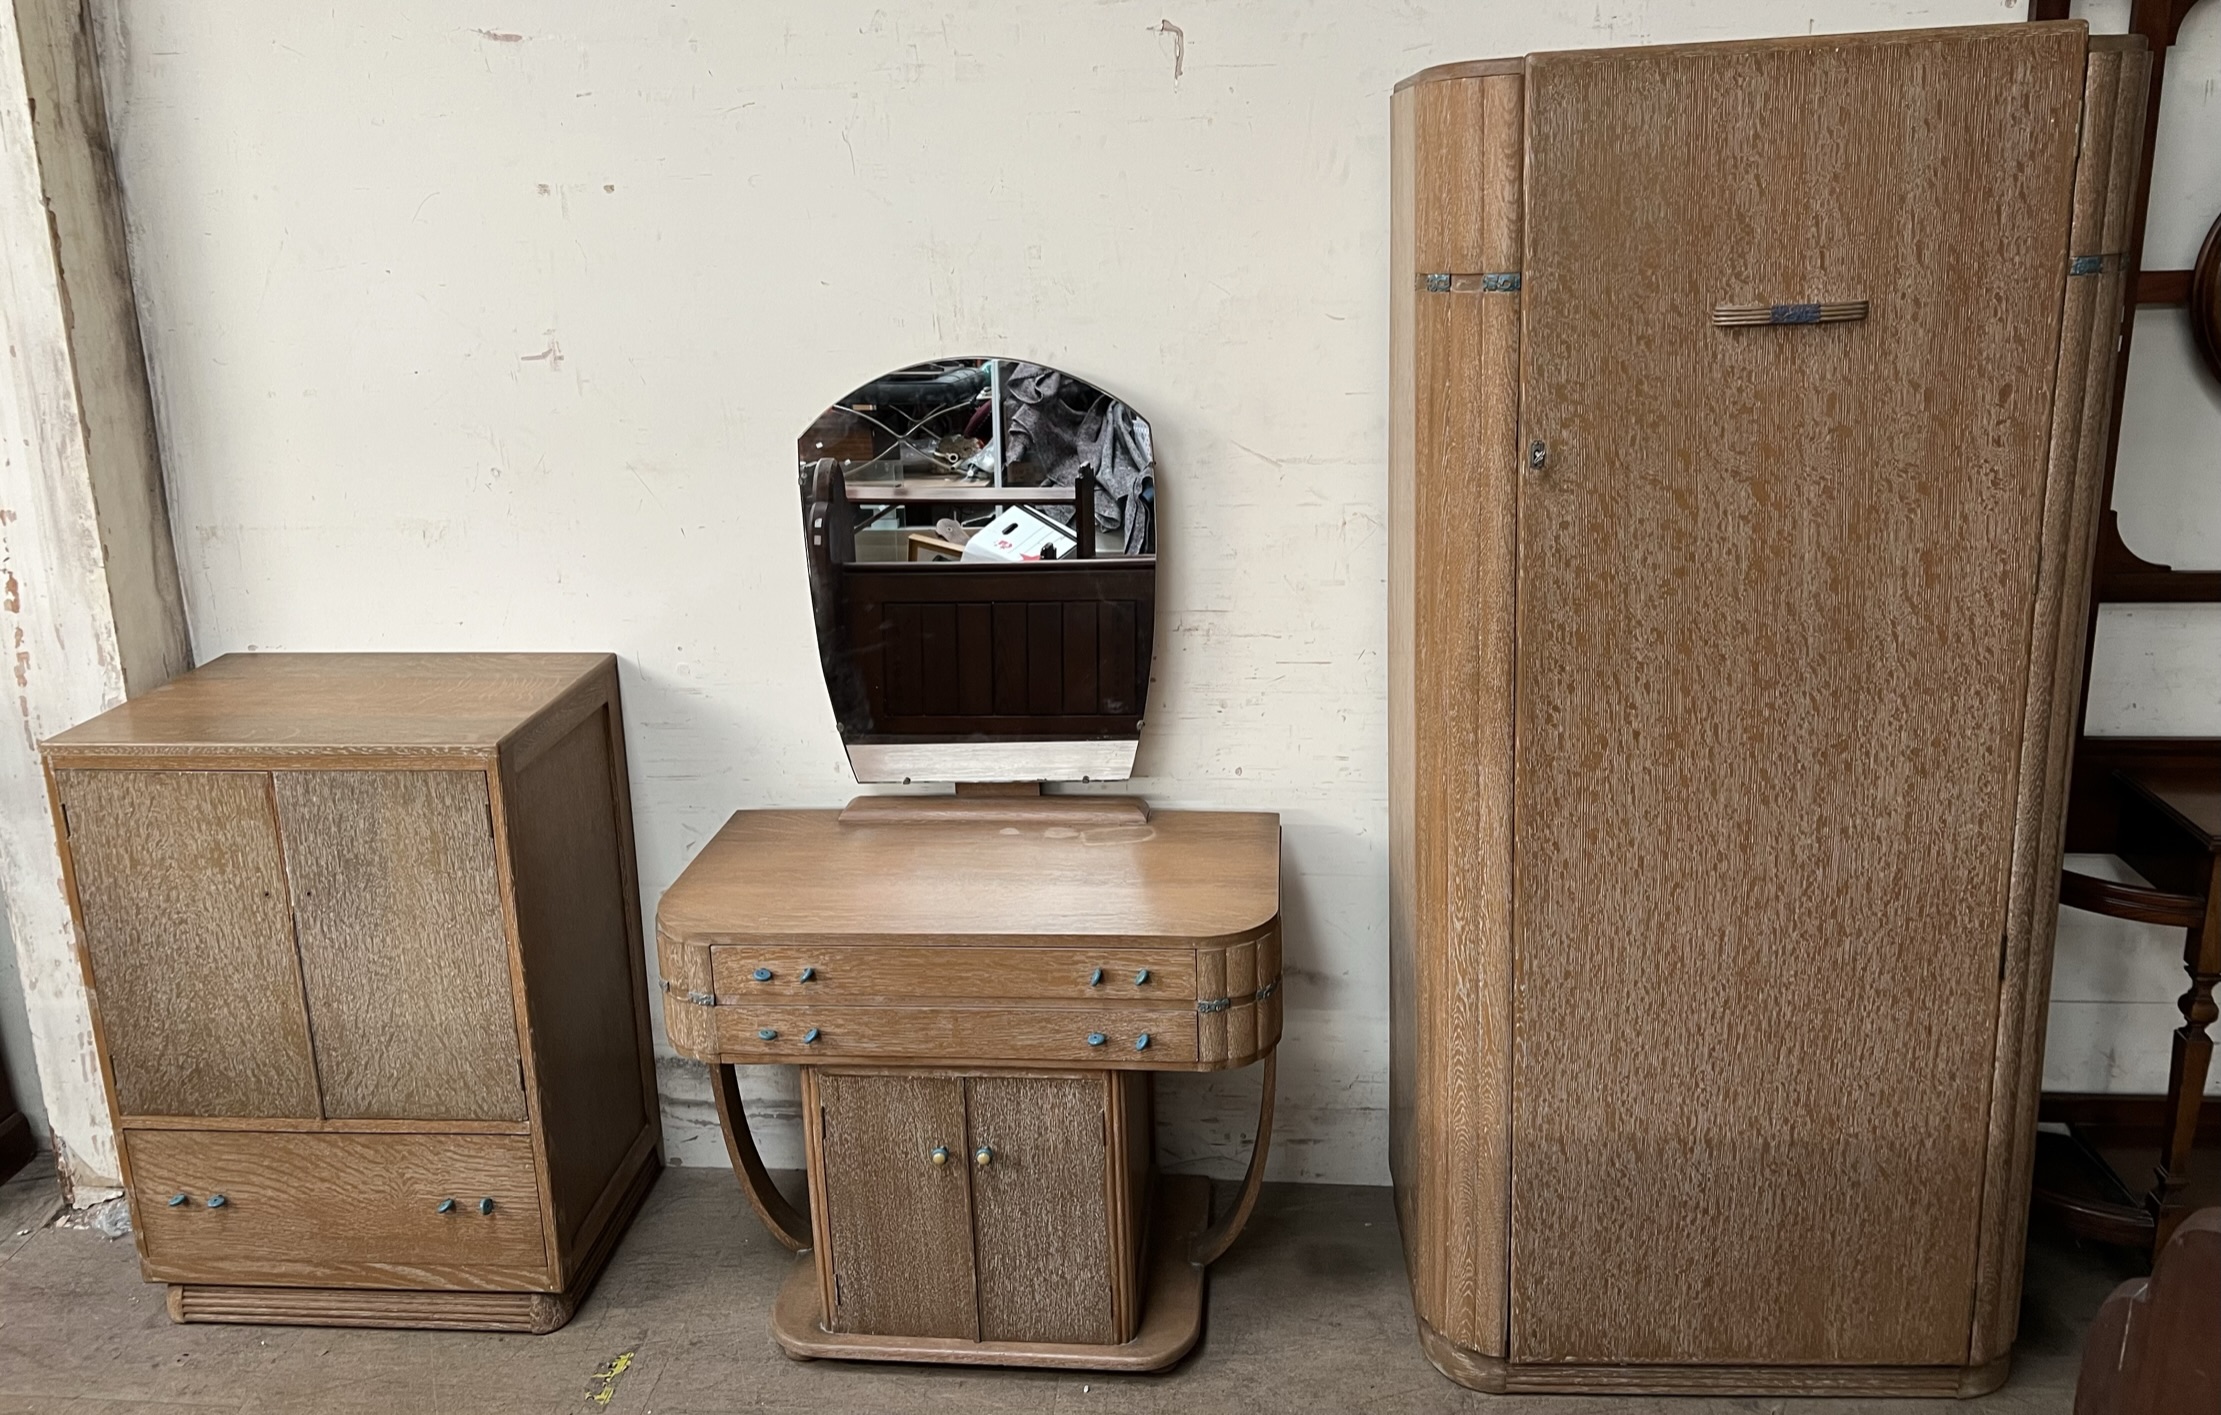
586,1350,636,1407
1156,19,1185,79
474,28,524,42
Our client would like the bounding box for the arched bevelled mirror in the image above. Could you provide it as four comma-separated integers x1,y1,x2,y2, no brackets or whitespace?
799,359,1158,783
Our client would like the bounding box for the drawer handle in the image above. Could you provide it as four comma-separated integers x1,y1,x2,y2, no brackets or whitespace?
802,1027,822,1044
974,1146,995,1167
758,1028,779,1041
1134,968,1151,985
1086,1032,1106,1047
206,1194,228,1209
1135,1033,1153,1051
930,1146,951,1166
1088,967,1103,986
751,967,774,982
437,1198,457,1214
166,1193,188,1208
479,1197,496,1216
799,966,817,982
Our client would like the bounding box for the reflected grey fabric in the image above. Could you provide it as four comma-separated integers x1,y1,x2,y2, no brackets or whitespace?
1002,363,1155,555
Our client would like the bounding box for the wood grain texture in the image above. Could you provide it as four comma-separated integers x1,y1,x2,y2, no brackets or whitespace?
273,771,521,1122
1387,65,1524,1359
657,809,1279,947
499,699,653,1273
56,769,320,1119
1972,35,2149,1365
700,1002,1201,1068
710,944,1195,1003
815,1071,978,1339
772,1172,1208,1371
126,1129,549,1290
967,1074,1116,1345
43,652,610,759
1418,1316,2010,1396
170,1284,571,1334
1506,23,2088,1365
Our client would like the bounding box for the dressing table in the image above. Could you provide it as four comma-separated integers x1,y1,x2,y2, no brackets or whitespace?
659,360,1279,1370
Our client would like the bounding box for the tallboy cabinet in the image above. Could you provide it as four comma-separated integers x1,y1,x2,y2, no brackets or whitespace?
1390,23,2147,1397
43,654,660,1331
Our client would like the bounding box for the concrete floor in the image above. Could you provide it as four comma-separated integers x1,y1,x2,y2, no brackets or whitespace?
0,1156,2146,1415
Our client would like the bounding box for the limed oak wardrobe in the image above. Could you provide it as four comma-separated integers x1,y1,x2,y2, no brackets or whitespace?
1389,22,2146,1396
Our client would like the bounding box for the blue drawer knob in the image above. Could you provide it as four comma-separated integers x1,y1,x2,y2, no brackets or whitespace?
479,1197,496,1216
206,1194,227,1209
1088,967,1103,987
751,967,773,982
758,1028,778,1041
1134,968,1151,985
802,1027,821,1044
1086,1032,1106,1047
1135,1033,1153,1051
437,1198,457,1214
798,966,817,982
166,1193,188,1207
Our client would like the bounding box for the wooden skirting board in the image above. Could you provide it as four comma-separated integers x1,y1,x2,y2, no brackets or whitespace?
1416,1318,2011,1398
166,1144,660,1334
770,1173,1208,1371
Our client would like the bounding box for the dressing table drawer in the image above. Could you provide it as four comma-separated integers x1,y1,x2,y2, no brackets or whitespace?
707,1003,1200,1066
709,946,1195,1004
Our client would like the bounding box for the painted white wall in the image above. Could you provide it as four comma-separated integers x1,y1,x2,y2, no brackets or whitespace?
79,0,2219,1185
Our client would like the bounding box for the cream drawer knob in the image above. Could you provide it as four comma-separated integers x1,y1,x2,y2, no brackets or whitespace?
974,1146,995,1167
930,1146,950,1166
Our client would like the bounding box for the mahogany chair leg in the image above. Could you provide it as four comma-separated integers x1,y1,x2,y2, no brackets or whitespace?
1188,1050,1275,1266
712,1062,812,1252
2151,887,2219,1246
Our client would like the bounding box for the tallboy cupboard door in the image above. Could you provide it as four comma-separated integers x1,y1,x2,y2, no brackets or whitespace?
967,1075,1115,1345
273,771,522,1122
817,1072,978,1339
56,770,319,1119
1510,28,2087,1365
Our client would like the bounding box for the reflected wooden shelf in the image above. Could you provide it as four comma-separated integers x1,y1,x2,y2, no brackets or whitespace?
846,480,1073,505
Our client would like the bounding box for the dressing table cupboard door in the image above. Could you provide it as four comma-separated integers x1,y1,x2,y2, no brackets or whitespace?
55,769,321,1120
813,1072,980,1339
272,771,523,1122
968,1075,1117,1345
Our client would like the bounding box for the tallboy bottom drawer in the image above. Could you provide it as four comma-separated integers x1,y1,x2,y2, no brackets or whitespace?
127,1130,551,1291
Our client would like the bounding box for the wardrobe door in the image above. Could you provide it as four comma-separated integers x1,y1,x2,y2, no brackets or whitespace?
57,770,319,1119
1507,28,2086,1365
274,771,523,1122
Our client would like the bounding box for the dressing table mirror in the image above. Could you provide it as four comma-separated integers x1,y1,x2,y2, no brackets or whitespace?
656,359,1280,1370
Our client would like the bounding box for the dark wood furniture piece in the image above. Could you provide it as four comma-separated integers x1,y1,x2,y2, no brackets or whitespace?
40,653,660,1331
2044,770,2219,1250
1390,23,2143,1396
804,458,1155,783
2074,1207,2219,1415
0,1067,33,1184
657,805,1280,1369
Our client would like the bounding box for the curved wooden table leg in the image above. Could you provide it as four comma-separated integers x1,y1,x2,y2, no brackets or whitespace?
1189,1049,1275,1266
713,1062,812,1252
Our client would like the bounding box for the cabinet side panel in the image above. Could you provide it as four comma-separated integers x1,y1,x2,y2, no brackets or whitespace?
968,1074,1115,1344
56,769,319,1118
1509,25,2086,1365
817,1072,977,1338
1391,69,1524,1357
274,771,522,1122
1971,38,2147,1364
500,705,649,1261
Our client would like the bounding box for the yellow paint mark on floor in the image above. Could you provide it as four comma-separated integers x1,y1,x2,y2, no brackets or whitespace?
586,1349,635,1408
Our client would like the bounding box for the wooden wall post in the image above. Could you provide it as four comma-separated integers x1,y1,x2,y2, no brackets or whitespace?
0,0,190,1200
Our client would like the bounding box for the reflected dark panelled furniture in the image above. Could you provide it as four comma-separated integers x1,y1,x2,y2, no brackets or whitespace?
0,1066,33,1183
805,459,1153,744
